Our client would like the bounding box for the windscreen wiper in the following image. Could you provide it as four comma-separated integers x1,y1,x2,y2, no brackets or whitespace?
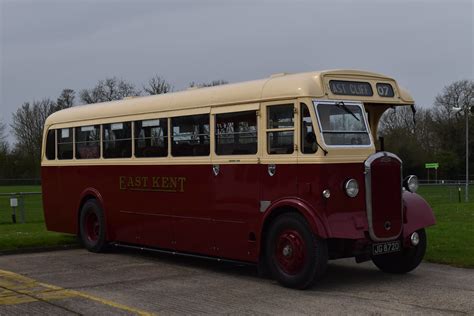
335,101,360,121
317,142,328,156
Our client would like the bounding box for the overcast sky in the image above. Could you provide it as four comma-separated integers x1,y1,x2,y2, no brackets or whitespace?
1,0,473,143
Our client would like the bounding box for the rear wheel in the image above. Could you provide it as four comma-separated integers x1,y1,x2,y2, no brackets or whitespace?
79,199,108,253
372,229,426,273
265,213,328,289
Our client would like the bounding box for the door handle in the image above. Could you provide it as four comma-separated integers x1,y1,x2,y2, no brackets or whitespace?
268,164,276,176
212,164,220,176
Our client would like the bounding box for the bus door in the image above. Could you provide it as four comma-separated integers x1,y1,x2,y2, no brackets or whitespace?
296,102,322,208
211,105,260,262
168,113,214,256
260,101,298,222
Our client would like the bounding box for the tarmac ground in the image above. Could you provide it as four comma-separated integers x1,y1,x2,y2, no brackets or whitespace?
0,248,472,315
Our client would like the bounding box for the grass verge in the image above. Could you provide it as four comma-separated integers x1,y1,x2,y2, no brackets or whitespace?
0,185,77,252
0,223,77,252
419,185,474,268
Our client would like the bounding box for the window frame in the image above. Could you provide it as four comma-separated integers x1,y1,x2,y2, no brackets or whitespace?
75,125,101,160
300,103,318,154
170,113,211,158
102,121,133,159
57,127,74,160
263,102,297,156
313,99,373,148
133,118,169,158
45,129,57,160
214,110,259,156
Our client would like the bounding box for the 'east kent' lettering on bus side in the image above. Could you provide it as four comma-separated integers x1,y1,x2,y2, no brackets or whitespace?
119,176,186,192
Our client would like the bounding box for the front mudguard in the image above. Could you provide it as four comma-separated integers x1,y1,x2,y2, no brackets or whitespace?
402,191,436,237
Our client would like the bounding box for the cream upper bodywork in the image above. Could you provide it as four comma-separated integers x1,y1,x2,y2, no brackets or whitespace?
45,70,413,127
42,69,414,165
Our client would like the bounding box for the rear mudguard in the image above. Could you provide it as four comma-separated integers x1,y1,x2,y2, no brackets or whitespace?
77,187,113,240
402,191,436,237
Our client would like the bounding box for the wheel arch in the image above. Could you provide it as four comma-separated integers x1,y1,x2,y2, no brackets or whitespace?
77,188,108,238
258,198,329,258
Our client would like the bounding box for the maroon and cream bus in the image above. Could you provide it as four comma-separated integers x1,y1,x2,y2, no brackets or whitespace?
41,70,435,289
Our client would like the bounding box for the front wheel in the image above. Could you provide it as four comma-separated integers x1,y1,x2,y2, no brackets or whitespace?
79,199,108,253
372,228,427,274
265,213,328,289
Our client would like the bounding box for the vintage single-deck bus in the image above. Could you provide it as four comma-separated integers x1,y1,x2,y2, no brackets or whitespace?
41,70,435,289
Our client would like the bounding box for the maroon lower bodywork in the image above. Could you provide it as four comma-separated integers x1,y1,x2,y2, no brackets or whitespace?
41,158,435,263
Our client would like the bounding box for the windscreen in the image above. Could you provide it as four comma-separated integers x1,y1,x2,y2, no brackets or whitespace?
314,101,371,146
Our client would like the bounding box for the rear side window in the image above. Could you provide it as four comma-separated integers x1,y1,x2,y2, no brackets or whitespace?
75,125,100,159
57,128,73,160
215,111,257,155
103,122,132,158
45,129,56,160
172,114,210,157
135,119,168,157
267,104,294,154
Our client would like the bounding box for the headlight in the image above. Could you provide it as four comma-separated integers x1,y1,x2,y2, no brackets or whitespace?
344,179,359,198
404,175,419,193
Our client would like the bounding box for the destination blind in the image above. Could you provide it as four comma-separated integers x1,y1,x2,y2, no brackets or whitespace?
329,80,373,96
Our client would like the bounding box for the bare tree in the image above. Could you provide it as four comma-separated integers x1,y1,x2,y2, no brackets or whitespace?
433,79,474,120
0,119,6,144
0,118,8,160
189,80,228,88
431,79,474,180
379,106,417,134
379,106,435,152
79,77,140,104
56,88,75,108
143,76,172,95
0,119,9,178
10,99,69,175
430,80,473,151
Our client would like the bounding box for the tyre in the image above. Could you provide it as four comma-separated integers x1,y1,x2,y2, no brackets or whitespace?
372,229,426,274
265,213,328,289
79,199,108,253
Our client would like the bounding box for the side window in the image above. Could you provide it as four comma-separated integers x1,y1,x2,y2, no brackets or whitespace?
215,110,257,155
135,118,168,157
172,114,210,157
301,103,317,154
75,125,100,159
267,104,294,154
45,129,56,160
103,122,132,158
57,128,73,160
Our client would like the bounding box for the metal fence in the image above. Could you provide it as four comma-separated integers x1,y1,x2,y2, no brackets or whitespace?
0,192,43,224
419,179,474,185
0,179,41,186
419,184,473,204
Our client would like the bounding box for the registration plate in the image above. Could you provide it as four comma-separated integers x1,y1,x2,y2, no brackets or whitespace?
372,240,401,255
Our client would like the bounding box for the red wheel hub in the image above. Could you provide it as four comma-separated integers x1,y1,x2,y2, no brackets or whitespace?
85,212,99,243
275,229,306,275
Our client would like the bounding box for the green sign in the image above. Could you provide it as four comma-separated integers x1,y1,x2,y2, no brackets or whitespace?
425,163,439,169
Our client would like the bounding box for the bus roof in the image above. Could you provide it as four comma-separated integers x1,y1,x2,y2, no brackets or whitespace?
45,69,414,127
